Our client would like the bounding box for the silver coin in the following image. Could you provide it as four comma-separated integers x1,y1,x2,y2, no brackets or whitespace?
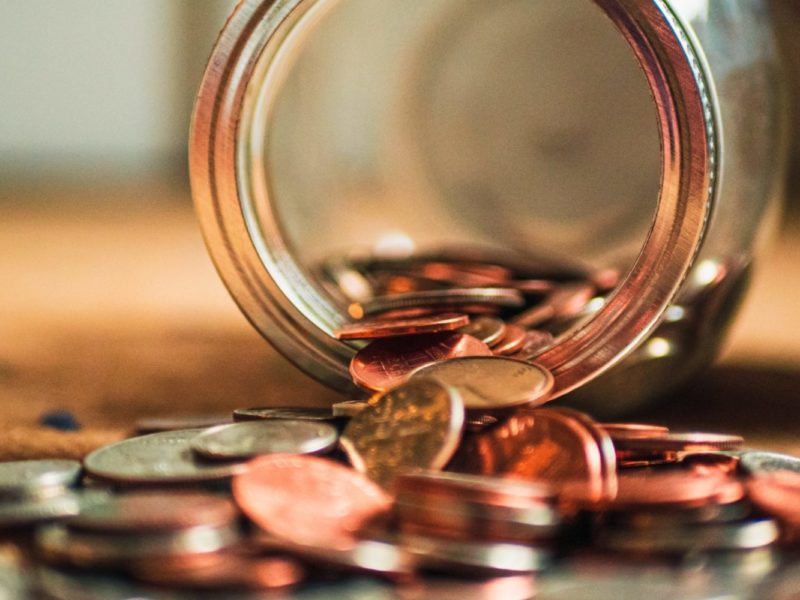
739,451,800,476
356,288,524,317
400,533,551,574
410,356,554,411
191,421,338,461
0,490,108,528
457,316,507,346
135,414,231,435
597,517,779,553
331,401,369,418
0,460,82,500
232,407,336,422
83,429,247,485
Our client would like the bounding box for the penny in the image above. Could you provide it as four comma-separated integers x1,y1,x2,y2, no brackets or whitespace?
410,357,553,412
349,332,492,392
233,455,391,547
351,287,524,319
134,414,231,435
83,429,247,485
598,472,743,511
449,409,609,503
509,330,554,361
341,378,465,488
66,491,237,533
747,471,800,526
491,325,527,356
612,432,744,453
0,460,82,500
190,420,338,460
336,313,469,340
457,316,507,346
681,452,740,476
503,279,556,296
599,423,670,438
739,451,800,477
332,400,369,418
395,471,555,507
232,407,336,422
512,282,595,328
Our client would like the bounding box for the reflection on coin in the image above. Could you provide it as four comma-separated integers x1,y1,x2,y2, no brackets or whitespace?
233,455,391,548
83,429,247,485
349,332,492,392
336,313,469,340
232,407,336,422
458,316,507,347
340,379,465,488
410,357,553,412
351,288,524,319
191,420,338,460
0,460,82,500
135,415,231,435
612,432,744,453
739,451,800,477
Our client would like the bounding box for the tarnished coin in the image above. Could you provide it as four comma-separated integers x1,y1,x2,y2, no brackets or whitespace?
232,407,336,422
349,332,492,392
135,414,231,435
233,455,391,547
457,316,507,347
0,460,82,500
336,313,469,340
739,451,800,477
332,400,369,418
350,287,524,319
491,325,527,356
66,491,237,533
340,379,465,488
190,420,338,460
410,357,553,412
612,432,744,453
83,429,247,485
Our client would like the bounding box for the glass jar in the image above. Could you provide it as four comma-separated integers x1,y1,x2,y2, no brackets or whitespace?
190,0,787,415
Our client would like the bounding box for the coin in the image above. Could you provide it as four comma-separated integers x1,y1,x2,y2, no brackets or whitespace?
336,313,469,340
491,325,527,356
340,378,465,488
598,472,744,511
190,420,338,460
332,400,369,418
351,288,524,319
134,415,231,435
83,429,247,485
747,471,800,527
681,452,740,476
0,460,82,501
512,282,595,328
233,455,391,547
394,471,555,507
509,330,554,361
349,332,492,392
410,357,553,412
0,490,107,528
599,423,670,438
232,407,336,422
612,432,744,453
457,316,507,346
739,451,800,477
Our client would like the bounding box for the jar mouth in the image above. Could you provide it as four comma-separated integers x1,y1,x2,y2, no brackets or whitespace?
190,0,717,398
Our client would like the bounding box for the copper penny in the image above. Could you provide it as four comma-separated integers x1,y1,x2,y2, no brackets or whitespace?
457,316,507,346
599,423,670,438
349,332,492,392
747,471,800,526
336,313,469,340
681,452,740,476
512,282,595,328
492,325,527,356
600,472,744,511
352,287,524,319
509,330,554,361
448,409,608,503
340,378,465,488
233,455,391,548
612,432,744,453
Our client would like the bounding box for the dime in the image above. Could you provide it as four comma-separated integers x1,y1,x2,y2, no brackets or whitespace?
336,313,469,340
351,288,524,319
340,379,465,488
457,316,507,346
83,429,247,485
410,357,553,412
612,432,744,453
739,451,800,477
0,460,82,501
135,415,231,435
448,409,610,503
232,407,336,422
233,455,391,547
349,332,492,392
190,420,338,460
491,325,527,356
332,400,369,418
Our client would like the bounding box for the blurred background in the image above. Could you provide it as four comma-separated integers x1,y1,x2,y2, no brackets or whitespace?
0,1,799,457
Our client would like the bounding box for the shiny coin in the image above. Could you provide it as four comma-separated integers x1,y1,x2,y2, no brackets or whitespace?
349,332,492,392
491,325,527,356
410,357,553,412
340,378,465,488
332,400,369,418
509,330,554,361
232,407,336,422
350,287,524,319
134,414,231,435
190,420,338,460
83,429,247,485
612,432,744,453
458,316,507,346
336,313,469,340
599,423,670,438
597,518,778,554
66,491,237,533
400,533,551,574
233,455,391,548
739,451,800,477
0,460,82,501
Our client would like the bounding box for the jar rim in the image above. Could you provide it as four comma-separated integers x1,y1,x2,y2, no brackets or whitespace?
190,0,717,398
